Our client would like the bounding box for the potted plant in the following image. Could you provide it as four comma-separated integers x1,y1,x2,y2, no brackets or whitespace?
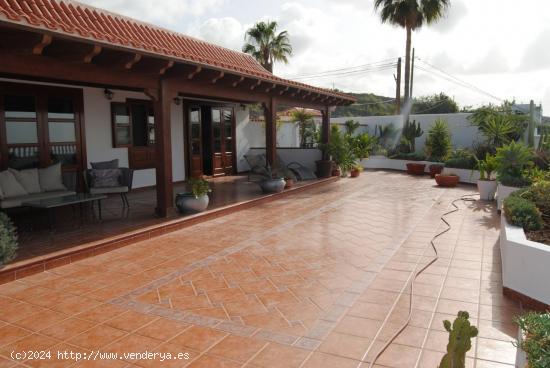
284,176,294,189
322,125,355,177
258,165,286,193
350,164,363,178
514,312,550,368
435,173,459,187
495,141,534,210
475,154,498,200
425,119,451,178
175,177,211,213
0,212,18,266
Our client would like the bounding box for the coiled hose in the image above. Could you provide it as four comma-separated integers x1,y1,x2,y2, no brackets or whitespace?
364,194,478,368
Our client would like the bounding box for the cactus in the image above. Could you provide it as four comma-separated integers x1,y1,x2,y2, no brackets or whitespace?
402,120,423,152
439,311,479,368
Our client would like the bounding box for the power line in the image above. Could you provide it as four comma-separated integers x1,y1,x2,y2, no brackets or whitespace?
284,57,401,79
291,64,397,81
348,98,396,106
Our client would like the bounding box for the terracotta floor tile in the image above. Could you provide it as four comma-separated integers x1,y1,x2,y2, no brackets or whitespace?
187,354,240,368
204,288,245,303
76,304,127,323
318,332,371,361
0,324,32,348
301,352,359,368
476,338,517,365
334,316,383,339
104,311,158,332
168,326,227,352
374,343,421,368
208,335,267,363
347,302,391,321
248,343,309,368
135,318,190,341
171,295,212,311
40,318,97,341
68,325,127,350
0,334,59,358
257,291,299,307
224,296,268,317
104,334,162,361
192,277,228,292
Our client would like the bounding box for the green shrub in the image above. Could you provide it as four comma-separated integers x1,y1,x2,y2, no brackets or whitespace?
186,177,211,198
515,312,550,368
504,195,543,231
495,141,534,187
0,212,18,265
519,181,550,218
445,149,476,169
425,119,452,162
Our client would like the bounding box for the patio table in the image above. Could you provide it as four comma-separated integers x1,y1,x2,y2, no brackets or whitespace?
23,193,108,231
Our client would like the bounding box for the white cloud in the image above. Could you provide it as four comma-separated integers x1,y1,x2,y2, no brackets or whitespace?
79,0,224,26
521,29,550,71
187,17,245,51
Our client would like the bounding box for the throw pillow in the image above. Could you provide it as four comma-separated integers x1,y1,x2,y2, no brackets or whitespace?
0,170,28,198
38,163,67,192
91,169,121,188
91,159,119,170
9,168,41,194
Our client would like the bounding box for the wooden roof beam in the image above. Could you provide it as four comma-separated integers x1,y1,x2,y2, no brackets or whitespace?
32,34,52,55
279,86,290,96
250,80,261,91
265,83,276,93
83,45,102,63
212,71,225,84
159,60,174,75
302,91,312,100
232,76,245,87
187,65,202,80
124,53,142,69
291,89,301,98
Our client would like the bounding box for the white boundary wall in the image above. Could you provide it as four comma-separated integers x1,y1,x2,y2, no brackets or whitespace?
331,113,479,152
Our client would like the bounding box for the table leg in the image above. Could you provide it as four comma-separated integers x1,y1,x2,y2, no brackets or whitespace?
48,208,54,232
97,200,103,221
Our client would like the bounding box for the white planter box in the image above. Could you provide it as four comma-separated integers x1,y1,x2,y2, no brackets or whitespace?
516,327,527,368
442,167,480,184
500,215,550,305
497,183,521,211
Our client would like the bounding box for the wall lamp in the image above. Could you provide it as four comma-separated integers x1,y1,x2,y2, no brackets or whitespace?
104,88,114,100
173,96,183,105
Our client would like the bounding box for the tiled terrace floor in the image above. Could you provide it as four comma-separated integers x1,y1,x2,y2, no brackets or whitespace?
12,175,313,262
0,171,521,367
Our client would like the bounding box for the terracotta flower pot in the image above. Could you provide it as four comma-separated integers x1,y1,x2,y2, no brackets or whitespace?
406,163,426,176
332,168,341,177
284,178,294,189
350,169,360,178
429,164,444,178
435,174,459,187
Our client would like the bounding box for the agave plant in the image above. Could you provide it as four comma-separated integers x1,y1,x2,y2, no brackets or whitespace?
495,141,534,187
425,119,452,162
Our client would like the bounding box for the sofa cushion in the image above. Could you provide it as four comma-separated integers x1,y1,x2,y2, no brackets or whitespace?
9,168,41,194
91,169,121,188
0,170,28,198
0,184,3,199
91,159,119,170
0,190,76,209
38,163,66,192
90,186,129,194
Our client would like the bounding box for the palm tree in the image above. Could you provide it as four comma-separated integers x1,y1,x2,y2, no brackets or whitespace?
374,0,450,102
243,21,292,73
290,109,315,148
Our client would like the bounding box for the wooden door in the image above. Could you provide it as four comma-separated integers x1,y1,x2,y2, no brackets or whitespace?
188,106,203,178
210,107,235,176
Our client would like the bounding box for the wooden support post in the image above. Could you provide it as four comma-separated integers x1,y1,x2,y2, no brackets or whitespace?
153,79,175,217
321,106,331,160
264,97,277,167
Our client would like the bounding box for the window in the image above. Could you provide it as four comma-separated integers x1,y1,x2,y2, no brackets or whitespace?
0,83,84,171
111,100,154,148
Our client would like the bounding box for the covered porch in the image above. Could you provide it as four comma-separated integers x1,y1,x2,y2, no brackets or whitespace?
0,0,355,275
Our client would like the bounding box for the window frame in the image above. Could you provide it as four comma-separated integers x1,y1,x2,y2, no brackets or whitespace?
0,82,85,172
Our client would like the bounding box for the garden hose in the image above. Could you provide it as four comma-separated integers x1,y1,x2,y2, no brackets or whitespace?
363,193,478,368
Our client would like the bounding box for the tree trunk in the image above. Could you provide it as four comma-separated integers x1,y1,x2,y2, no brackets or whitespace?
404,25,412,104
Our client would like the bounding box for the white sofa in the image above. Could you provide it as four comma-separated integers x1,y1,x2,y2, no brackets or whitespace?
0,164,76,209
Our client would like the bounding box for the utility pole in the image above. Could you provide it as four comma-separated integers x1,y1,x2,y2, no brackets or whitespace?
394,57,402,114
528,99,535,147
410,48,415,100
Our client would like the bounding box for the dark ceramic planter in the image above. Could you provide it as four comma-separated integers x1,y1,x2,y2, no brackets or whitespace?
435,174,459,187
406,163,426,175
315,160,333,178
429,164,444,178
259,178,286,193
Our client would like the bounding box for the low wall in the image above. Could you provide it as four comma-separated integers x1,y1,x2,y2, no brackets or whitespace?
362,156,479,184
246,148,322,172
500,215,550,306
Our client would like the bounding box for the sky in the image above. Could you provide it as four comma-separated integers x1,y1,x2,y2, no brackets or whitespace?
81,0,550,112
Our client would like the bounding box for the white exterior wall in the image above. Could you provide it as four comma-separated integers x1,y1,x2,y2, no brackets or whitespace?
331,113,478,152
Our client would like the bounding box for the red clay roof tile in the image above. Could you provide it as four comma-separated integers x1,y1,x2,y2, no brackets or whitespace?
0,0,355,102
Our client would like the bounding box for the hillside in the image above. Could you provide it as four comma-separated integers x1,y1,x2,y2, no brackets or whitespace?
332,93,396,117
